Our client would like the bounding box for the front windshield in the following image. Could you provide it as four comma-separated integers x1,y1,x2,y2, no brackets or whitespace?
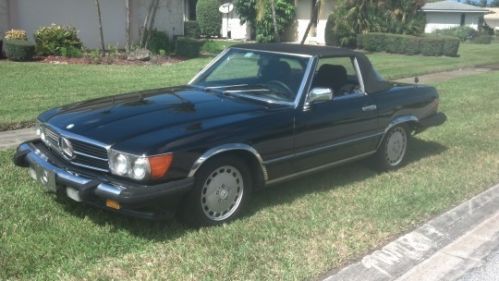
191,49,310,103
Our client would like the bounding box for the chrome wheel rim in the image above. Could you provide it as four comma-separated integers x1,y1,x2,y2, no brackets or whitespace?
385,127,407,166
201,165,244,221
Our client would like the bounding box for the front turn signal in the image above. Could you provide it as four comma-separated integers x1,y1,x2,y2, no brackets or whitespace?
149,153,174,179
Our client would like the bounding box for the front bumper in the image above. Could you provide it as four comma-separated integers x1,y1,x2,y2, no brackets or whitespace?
13,140,194,220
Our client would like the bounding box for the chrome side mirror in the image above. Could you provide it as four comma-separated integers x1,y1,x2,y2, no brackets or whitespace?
307,87,333,105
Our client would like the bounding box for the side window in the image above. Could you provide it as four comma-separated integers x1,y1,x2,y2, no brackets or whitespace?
312,56,364,97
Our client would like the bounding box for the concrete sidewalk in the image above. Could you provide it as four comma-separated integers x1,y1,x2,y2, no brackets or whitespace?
0,127,36,150
322,184,499,281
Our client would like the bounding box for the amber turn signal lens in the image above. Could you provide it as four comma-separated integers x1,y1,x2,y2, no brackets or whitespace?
106,199,121,210
149,153,173,179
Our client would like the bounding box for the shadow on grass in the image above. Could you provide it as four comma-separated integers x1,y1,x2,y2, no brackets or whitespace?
56,137,447,240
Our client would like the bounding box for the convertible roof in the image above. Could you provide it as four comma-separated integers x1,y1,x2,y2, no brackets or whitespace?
231,43,357,57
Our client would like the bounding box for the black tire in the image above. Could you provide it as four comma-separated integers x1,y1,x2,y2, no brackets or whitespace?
179,155,252,227
374,125,409,171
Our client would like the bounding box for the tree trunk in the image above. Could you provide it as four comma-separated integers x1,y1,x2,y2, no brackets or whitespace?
145,0,160,49
300,0,320,44
269,0,280,42
95,0,106,56
125,0,131,51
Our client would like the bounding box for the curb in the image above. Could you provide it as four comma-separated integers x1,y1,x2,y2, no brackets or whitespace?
322,183,499,281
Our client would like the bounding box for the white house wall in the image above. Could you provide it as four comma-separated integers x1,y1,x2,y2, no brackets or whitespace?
424,12,482,33
131,0,184,43
221,12,249,40
295,0,334,44
9,0,127,49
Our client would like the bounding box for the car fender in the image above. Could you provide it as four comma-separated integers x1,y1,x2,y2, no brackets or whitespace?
188,143,269,181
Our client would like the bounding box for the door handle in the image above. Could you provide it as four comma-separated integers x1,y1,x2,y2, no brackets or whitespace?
362,105,377,112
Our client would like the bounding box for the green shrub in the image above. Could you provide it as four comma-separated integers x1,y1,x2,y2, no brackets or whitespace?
201,40,232,54
60,47,82,58
357,33,459,57
441,36,460,57
361,33,387,52
196,0,221,37
4,40,36,61
144,29,170,54
184,21,201,38
433,26,477,42
175,37,204,58
399,35,421,55
34,24,82,56
419,36,444,56
471,35,493,44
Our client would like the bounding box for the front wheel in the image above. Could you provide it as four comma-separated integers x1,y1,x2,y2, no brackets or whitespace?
179,155,252,227
374,125,409,171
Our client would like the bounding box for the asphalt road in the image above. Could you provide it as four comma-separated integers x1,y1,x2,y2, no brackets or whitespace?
458,245,499,281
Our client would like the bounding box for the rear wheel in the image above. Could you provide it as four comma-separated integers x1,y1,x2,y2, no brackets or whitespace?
374,125,409,170
179,155,252,227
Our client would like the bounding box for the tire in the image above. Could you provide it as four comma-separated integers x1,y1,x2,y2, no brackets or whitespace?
179,155,252,227
374,125,409,171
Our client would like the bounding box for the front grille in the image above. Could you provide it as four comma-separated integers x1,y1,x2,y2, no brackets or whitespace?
45,127,59,148
42,126,109,172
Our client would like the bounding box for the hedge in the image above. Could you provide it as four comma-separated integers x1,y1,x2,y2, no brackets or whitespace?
196,0,221,37
175,37,205,58
4,39,36,61
184,21,201,39
357,33,460,57
471,35,493,44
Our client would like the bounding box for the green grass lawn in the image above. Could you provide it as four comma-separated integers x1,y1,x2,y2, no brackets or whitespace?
1,43,499,130
2,71,499,280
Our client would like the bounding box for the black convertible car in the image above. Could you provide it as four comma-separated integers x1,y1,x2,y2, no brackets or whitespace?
14,44,446,226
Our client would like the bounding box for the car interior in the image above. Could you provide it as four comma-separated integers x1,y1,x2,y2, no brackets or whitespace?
312,57,363,97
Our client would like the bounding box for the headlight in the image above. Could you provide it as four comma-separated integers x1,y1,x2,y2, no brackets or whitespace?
109,150,173,181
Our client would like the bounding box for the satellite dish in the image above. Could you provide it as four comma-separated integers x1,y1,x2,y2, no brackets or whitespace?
219,3,234,14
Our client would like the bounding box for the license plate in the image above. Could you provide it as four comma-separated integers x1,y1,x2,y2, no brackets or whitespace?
30,163,57,193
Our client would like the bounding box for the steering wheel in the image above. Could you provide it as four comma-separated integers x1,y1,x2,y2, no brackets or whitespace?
265,80,294,100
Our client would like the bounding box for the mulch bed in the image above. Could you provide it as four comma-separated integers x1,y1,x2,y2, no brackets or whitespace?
40,55,185,66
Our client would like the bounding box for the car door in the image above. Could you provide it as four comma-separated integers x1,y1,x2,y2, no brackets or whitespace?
292,56,381,172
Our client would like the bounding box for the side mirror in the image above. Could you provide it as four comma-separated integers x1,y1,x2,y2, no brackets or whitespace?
307,87,333,105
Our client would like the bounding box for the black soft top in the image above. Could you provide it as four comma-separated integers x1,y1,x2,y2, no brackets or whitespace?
231,43,392,93
232,43,357,57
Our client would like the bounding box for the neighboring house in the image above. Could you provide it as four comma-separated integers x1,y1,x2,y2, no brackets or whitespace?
0,0,189,49
484,8,499,31
421,0,491,33
222,0,336,44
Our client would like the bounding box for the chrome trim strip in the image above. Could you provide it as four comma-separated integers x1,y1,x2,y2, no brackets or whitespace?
294,57,317,109
70,161,109,173
377,115,419,149
225,92,295,106
266,150,377,185
264,132,383,165
96,183,123,196
74,151,108,161
353,57,367,94
188,143,268,181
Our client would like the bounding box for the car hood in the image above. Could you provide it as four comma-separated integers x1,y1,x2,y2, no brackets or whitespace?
39,86,275,147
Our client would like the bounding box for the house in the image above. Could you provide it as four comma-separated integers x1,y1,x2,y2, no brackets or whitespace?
222,0,335,44
421,0,491,33
484,8,499,31
0,0,190,49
